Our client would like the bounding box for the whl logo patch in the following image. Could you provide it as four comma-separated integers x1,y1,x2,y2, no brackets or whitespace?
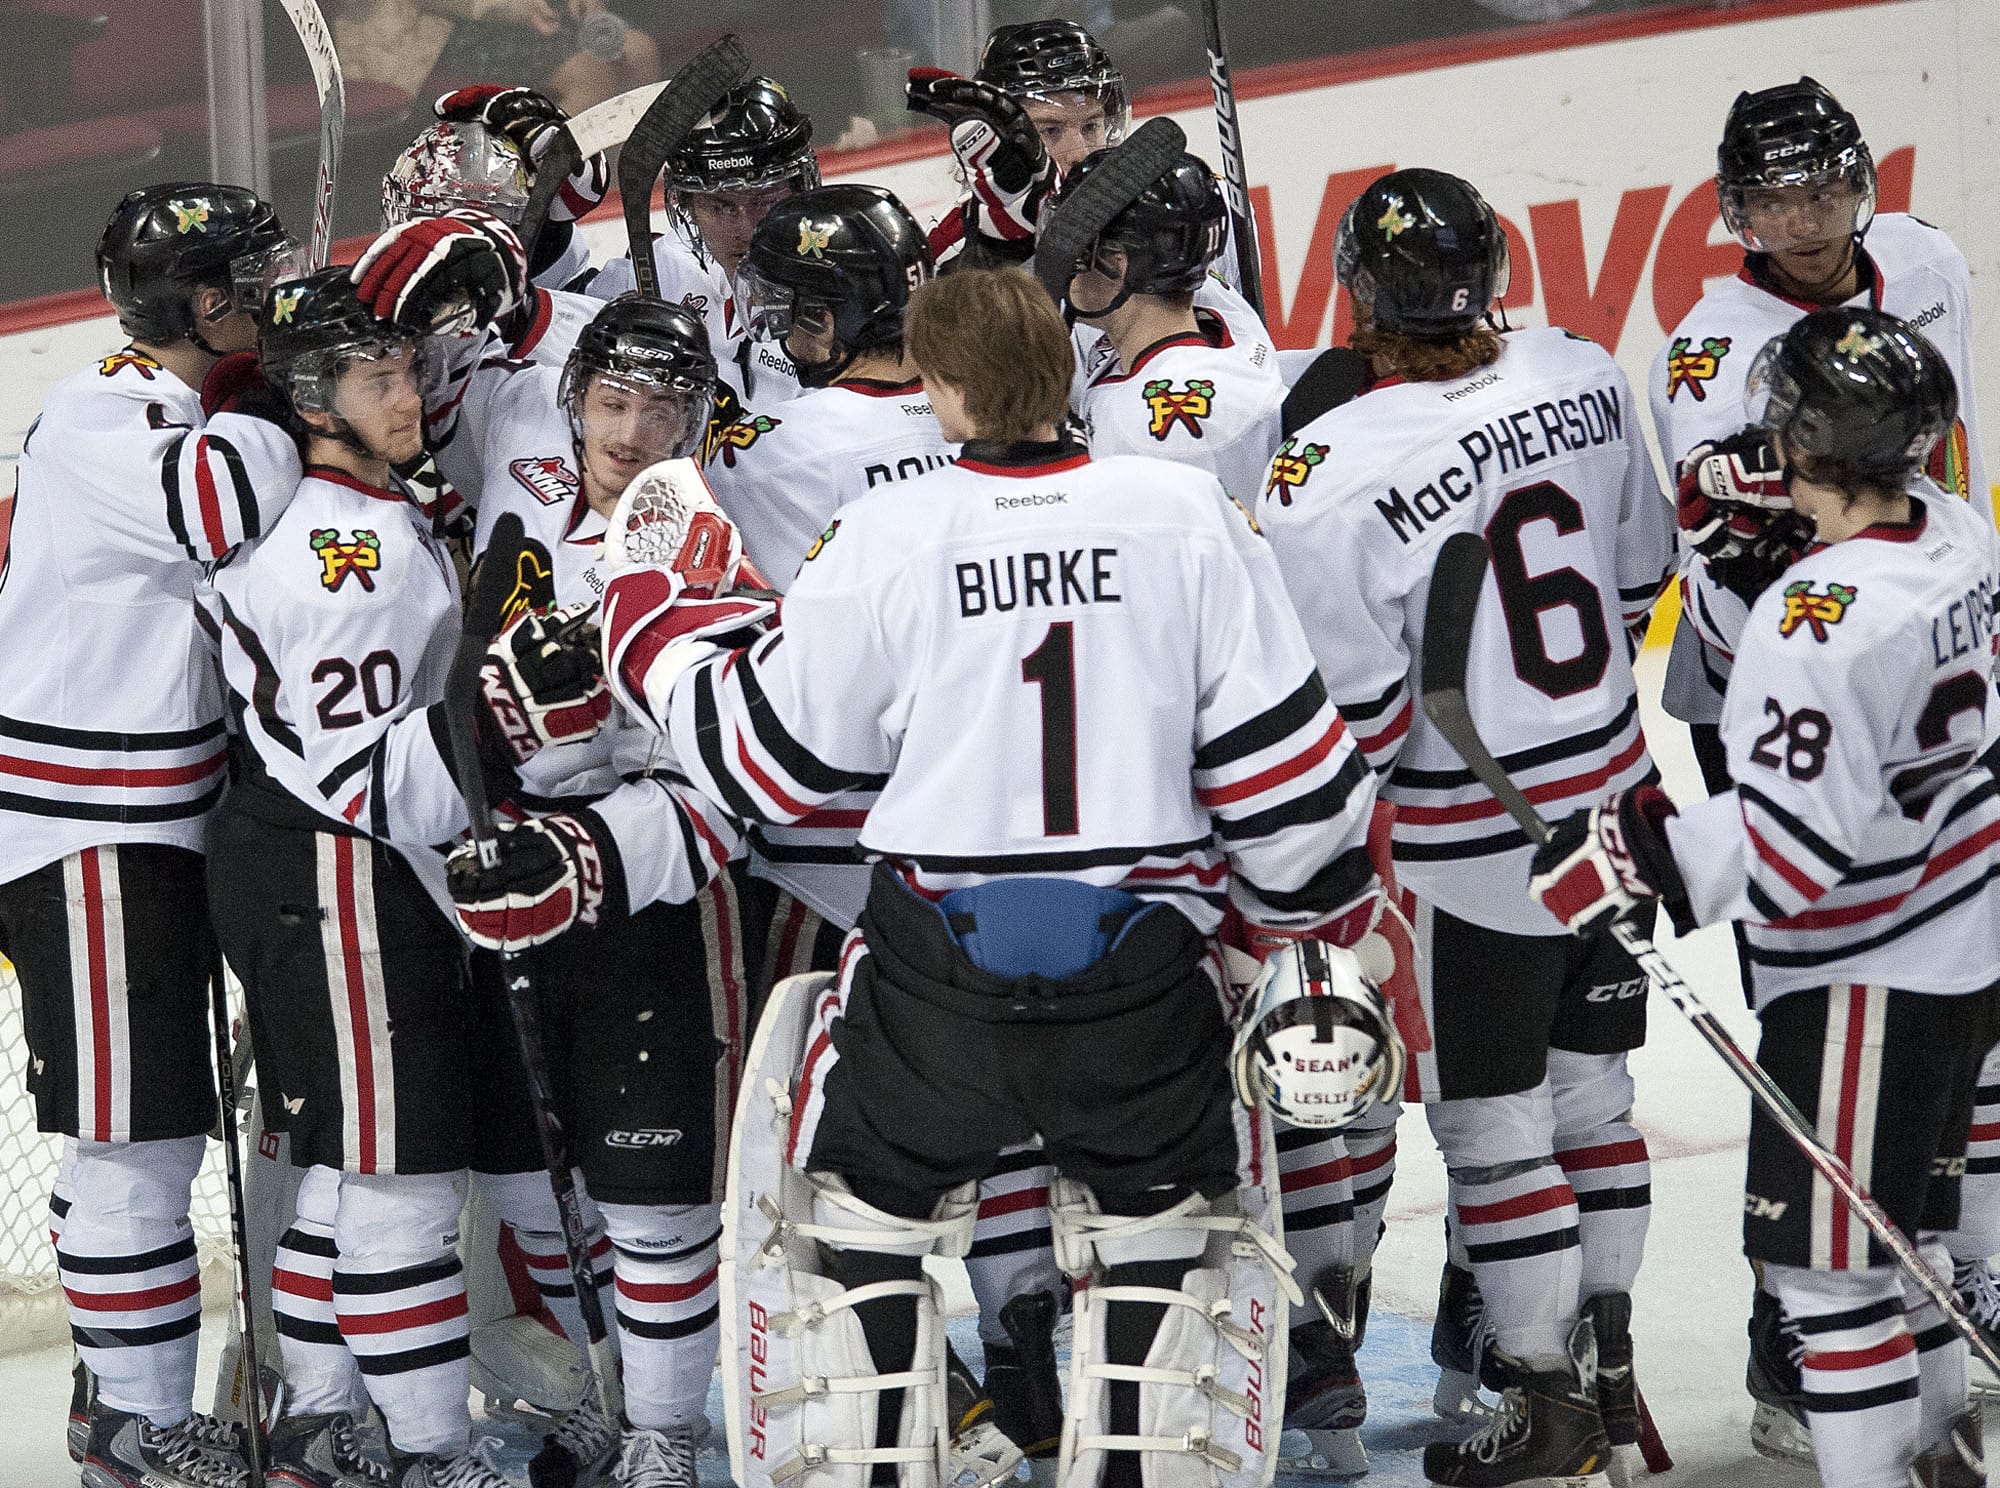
1143,378,1214,439
311,528,382,592
1778,580,1856,642
509,454,578,507
1664,335,1729,402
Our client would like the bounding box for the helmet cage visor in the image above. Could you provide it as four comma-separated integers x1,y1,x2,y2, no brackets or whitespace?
1719,146,1876,253
568,370,708,464
285,336,439,420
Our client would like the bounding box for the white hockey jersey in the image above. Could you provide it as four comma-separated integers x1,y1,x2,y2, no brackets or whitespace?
1074,279,1283,506
1259,327,1673,935
428,286,599,496
1650,214,1991,723
706,376,959,591
609,443,1381,936
0,350,302,882
1667,487,2000,1005
587,233,802,406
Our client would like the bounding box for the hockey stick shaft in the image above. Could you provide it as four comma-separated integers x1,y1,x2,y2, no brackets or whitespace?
275,0,344,268
619,34,751,297
208,969,266,1486
442,516,623,1421
1417,530,2000,1381
1200,0,1264,320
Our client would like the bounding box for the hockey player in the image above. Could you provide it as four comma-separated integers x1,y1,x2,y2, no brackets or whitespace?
1257,169,1674,1486
0,181,305,1488
1531,305,2000,1488
1649,75,1997,1453
1054,147,1282,505
202,264,603,1488
589,77,820,404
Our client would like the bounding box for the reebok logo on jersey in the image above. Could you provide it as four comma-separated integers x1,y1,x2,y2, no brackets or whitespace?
311,528,382,592
1144,378,1215,440
1664,335,1730,402
1264,437,1327,505
509,454,578,506
1910,300,1947,330
1778,580,1856,641
993,491,1067,510
98,349,161,380
713,413,781,468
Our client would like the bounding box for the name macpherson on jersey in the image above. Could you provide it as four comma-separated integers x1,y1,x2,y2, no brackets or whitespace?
1668,488,2000,1005
1260,326,1673,935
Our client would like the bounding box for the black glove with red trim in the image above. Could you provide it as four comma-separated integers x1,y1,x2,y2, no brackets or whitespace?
907,69,1055,246
1527,786,1690,934
479,603,610,765
433,85,608,223
1676,429,1812,603
447,811,619,949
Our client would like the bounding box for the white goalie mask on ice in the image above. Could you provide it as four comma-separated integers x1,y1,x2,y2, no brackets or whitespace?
1232,939,1404,1129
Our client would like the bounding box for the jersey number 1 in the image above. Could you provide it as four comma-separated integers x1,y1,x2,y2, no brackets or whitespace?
1022,621,1079,836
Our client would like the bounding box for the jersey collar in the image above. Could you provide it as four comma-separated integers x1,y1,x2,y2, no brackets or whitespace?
1738,246,1882,315
833,376,925,398
956,437,1091,478
308,464,410,504
1851,494,1928,544
1095,308,1233,386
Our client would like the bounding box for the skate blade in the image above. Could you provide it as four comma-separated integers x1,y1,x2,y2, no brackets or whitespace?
1431,1367,1495,1424
1747,1402,1815,1467
1276,1427,1367,1479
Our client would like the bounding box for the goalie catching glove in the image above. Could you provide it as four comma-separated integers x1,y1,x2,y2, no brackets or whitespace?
1527,785,1691,935
907,69,1057,248
433,85,609,224
479,602,611,765
448,811,617,950
351,208,527,335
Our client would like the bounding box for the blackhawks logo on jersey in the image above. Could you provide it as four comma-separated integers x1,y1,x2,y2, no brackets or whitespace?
311,528,382,593
1664,335,1730,402
98,349,161,380
804,519,840,562
1143,378,1214,440
1778,580,1856,642
1264,437,1328,506
711,412,782,468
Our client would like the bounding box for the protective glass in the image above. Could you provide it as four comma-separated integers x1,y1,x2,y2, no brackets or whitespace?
1720,153,1877,253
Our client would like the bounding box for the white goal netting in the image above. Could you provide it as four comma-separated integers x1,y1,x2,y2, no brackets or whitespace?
0,956,241,1353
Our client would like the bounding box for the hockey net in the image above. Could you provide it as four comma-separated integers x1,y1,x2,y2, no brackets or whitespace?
0,955,242,1354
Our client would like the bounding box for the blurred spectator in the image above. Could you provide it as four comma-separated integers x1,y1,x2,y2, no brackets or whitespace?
332,0,660,113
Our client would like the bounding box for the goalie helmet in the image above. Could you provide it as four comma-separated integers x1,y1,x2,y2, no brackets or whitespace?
382,120,533,228
97,182,295,344
1745,306,1957,487
559,294,717,461
1716,77,1876,253
733,184,932,387
1232,940,1403,1129
259,269,437,420
668,77,820,196
1052,148,1227,304
1335,168,1509,342
976,20,1130,144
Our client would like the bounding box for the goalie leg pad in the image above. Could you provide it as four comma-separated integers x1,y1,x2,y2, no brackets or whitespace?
722,972,975,1488
1052,1110,1298,1488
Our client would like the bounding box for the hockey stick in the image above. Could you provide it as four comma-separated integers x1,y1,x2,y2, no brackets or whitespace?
1199,0,1264,320
208,968,267,1487
275,0,345,268
1033,116,1187,308
619,33,751,297
443,512,624,1434
515,77,676,269
1416,530,2000,1392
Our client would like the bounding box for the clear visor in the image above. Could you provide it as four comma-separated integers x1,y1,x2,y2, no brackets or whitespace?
1720,155,1876,254
674,163,816,204
1019,89,1125,164
579,372,707,464
732,260,808,344
1744,337,1815,456
222,236,309,318
329,339,440,420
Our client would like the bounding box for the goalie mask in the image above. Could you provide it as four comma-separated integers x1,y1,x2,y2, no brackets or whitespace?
260,269,441,456
561,295,718,498
1746,306,1957,488
1335,167,1509,342
97,182,297,346
382,120,533,229
1232,939,1403,1129
1717,77,1876,255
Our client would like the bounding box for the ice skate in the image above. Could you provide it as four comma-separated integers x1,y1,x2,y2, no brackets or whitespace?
1951,1256,2000,1398
266,1410,392,1488
1278,1270,1370,1479
388,1437,515,1488
1432,1261,1495,1424
983,1290,1064,1461
80,1403,250,1488
68,1357,95,1463
948,1337,1028,1488
1745,1285,1813,1466
528,1387,620,1488
608,1425,699,1488
1907,1410,1984,1487
1423,1319,1610,1488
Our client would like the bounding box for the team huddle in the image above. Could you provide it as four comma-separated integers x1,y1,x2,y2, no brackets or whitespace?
1,16,1996,1488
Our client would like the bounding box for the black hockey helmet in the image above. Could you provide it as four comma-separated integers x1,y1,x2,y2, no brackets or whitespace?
733,184,933,387
1334,168,1509,341
1716,77,1875,252
259,268,435,421
1745,306,1957,488
668,77,819,196
97,182,296,344
976,20,1129,142
1053,148,1226,312
559,294,717,459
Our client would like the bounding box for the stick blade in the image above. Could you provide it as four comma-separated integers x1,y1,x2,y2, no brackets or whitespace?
1033,116,1187,304
618,33,752,292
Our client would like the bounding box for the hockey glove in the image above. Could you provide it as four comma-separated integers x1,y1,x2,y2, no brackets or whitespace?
433,85,609,224
395,450,474,546
200,351,290,424
479,603,611,765
1677,430,1813,605
907,69,1056,245
1527,786,1690,935
601,567,779,731
352,209,527,335
448,811,613,950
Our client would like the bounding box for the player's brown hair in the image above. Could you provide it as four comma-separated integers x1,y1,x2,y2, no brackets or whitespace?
906,270,1073,440
1350,305,1502,383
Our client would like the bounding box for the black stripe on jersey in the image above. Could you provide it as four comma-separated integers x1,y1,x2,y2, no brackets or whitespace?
1750,859,2000,970
968,1229,1054,1257
1746,879,1787,924
1838,780,2000,884
1801,1379,1920,1414
1793,1297,1903,1334
1283,1198,1356,1231
216,595,303,757
369,744,390,841
1464,1226,1581,1265
354,1338,471,1376
0,783,223,823
205,433,260,544
737,655,886,796
1738,783,1854,875
280,1228,338,1260
1239,842,1375,916
1332,674,1404,726
72,1315,203,1350
318,743,375,800
0,712,224,751
1699,639,1731,695
58,1236,199,1274
1391,695,1640,791
752,840,867,865
894,835,1215,876
1619,578,1665,602
1194,674,1327,771
694,669,765,823
160,432,197,561
1210,752,1367,842
332,1257,462,1295
1575,1185,1651,1213
275,1316,344,1347
1395,824,1531,861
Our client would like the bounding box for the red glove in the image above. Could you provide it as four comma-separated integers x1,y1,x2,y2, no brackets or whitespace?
433,84,608,223
201,351,288,423
352,210,527,334
1527,785,1686,934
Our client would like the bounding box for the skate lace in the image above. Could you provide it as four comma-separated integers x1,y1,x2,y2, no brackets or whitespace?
432,1437,512,1488
1461,1387,1530,1465
141,1421,249,1488
179,1412,247,1456
1955,1258,2000,1330
326,1415,391,1486
615,1427,697,1488
546,1392,617,1461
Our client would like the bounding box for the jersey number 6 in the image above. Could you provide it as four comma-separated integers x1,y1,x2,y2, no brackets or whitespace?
1485,481,1612,700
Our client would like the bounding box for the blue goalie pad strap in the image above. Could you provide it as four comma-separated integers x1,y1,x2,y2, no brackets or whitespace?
937,876,1146,980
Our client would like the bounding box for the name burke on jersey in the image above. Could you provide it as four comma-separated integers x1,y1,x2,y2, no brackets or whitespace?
1373,383,1625,545
956,547,1122,618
